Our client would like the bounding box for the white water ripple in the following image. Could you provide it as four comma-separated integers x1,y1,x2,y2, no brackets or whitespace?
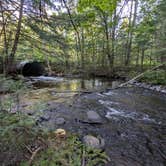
98,100,119,105
30,76,64,81
98,99,158,124
103,91,116,96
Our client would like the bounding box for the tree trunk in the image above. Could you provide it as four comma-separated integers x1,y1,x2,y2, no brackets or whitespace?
141,48,145,71
6,0,24,74
111,8,117,68
80,27,85,69
125,0,138,66
0,5,8,74
103,16,113,68
91,31,96,68
101,40,105,67
0,10,8,56
62,0,84,69
136,47,140,67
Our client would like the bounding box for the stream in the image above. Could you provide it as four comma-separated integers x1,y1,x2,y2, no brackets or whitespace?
15,77,166,165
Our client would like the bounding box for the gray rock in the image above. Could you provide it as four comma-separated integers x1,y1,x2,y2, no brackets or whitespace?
83,135,105,149
47,101,58,109
87,111,102,123
40,114,50,121
156,86,161,91
55,117,65,125
161,89,166,93
26,110,35,115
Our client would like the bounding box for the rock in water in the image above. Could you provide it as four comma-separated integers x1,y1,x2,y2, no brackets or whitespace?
40,114,50,121
87,111,102,123
55,118,65,125
26,110,35,116
83,135,105,149
36,115,50,123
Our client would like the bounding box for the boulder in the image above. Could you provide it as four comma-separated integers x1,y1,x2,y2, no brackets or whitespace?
55,117,65,125
83,135,105,149
87,111,103,124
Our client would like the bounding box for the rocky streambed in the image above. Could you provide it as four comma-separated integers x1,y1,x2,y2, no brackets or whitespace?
130,81,166,94
4,76,166,166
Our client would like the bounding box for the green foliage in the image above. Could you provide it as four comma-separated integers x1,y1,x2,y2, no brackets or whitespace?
0,111,37,165
31,101,47,112
0,76,30,111
78,0,118,14
140,69,166,85
155,0,166,55
0,110,109,166
21,135,109,166
0,95,15,111
0,111,35,132
1,0,165,77
28,21,65,46
0,76,27,93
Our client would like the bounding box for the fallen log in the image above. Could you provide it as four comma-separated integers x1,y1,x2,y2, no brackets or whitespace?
50,90,98,93
118,63,166,88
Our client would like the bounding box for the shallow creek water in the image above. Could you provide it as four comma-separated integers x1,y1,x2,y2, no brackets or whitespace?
13,77,166,165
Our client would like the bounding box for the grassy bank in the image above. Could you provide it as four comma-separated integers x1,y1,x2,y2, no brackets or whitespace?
0,110,109,166
139,69,166,85
0,75,109,165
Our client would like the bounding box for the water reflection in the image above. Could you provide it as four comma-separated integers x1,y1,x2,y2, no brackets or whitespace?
64,78,111,90
19,77,120,112
32,77,118,91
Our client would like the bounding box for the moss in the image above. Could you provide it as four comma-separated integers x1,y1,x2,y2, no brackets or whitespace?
0,76,28,93
21,135,109,166
0,111,38,165
0,111,109,166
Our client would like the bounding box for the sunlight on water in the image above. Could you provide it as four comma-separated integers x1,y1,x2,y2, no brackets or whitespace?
19,88,77,112
31,77,115,91
19,77,115,113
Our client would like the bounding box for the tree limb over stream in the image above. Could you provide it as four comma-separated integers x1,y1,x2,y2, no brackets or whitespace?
117,63,166,88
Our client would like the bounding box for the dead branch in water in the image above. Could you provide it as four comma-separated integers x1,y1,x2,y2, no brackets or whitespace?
117,63,165,88
49,89,104,94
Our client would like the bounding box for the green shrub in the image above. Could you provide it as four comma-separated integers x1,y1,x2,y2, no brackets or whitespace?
0,76,31,111
0,111,109,166
0,110,38,165
21,135,109,166
140,69,166,85
0,77,24,92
